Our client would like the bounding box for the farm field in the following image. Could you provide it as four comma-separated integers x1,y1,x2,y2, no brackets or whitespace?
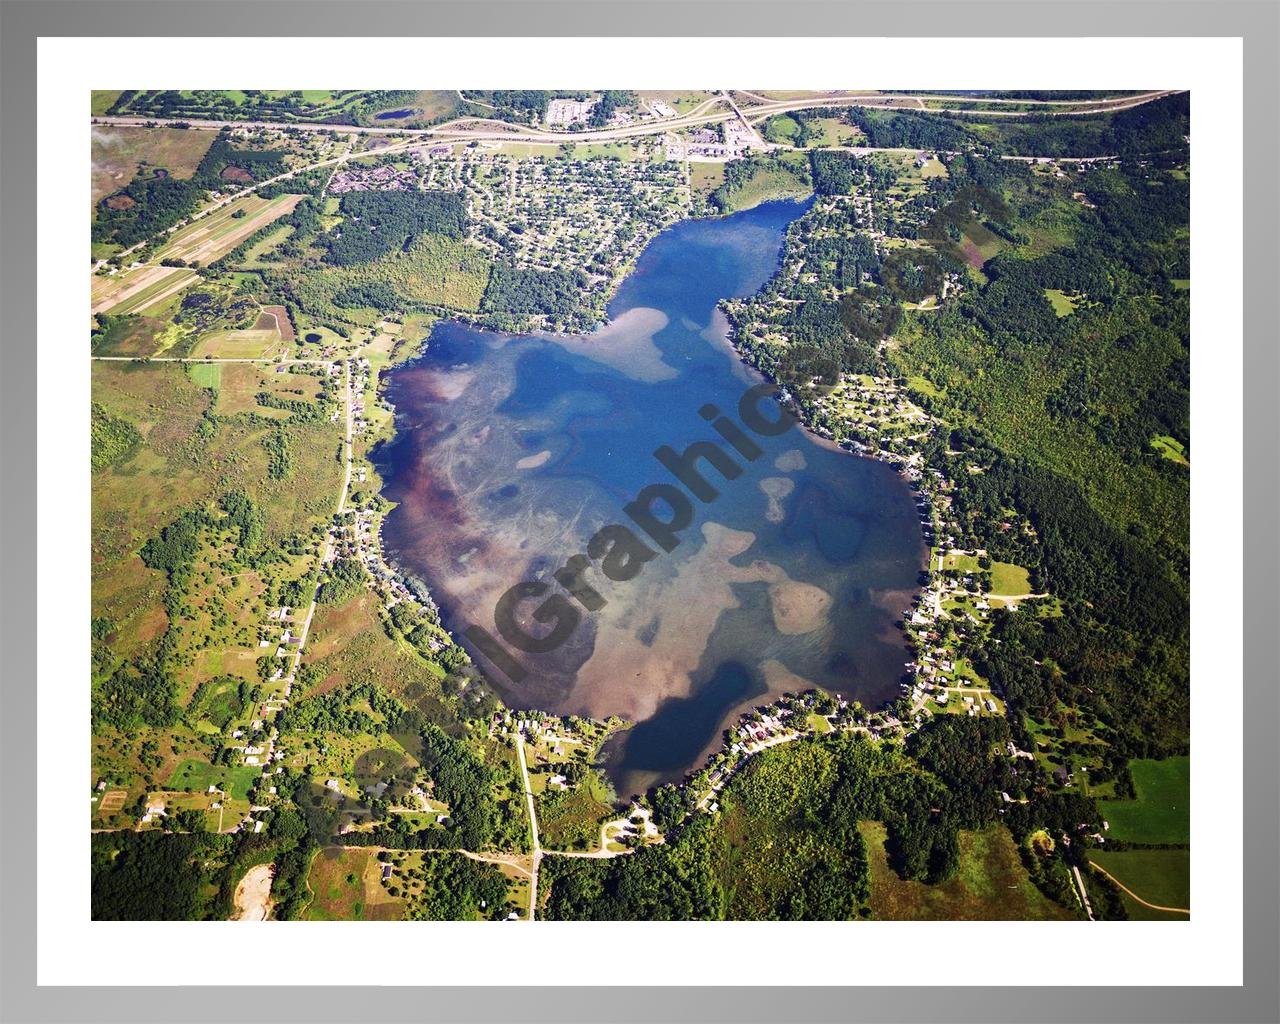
156,193,304,266
1100,756,1190,844
1089,848,1190,920
92,266,198,316
188,327,286,359
860,821,1074,920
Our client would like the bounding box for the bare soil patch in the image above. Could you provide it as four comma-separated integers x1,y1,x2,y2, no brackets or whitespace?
232,863,276,921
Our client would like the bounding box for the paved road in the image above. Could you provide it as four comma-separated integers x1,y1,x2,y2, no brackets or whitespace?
92,89,1181,150
1072,863,1095,920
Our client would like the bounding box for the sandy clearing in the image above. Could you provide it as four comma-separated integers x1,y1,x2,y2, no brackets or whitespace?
232,863,275,921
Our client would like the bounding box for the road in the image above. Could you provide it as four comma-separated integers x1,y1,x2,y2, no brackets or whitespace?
1072,863,1095,920
92,89,1181,151
281,360,351,704
513,732,542,921
90,356,331,364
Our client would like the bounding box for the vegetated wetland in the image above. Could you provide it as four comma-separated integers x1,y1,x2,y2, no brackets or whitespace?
376,199,926,798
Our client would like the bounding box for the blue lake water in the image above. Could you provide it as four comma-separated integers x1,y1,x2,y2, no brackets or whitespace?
376,199,925,798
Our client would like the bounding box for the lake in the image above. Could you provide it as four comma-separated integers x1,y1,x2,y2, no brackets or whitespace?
376,199,925,799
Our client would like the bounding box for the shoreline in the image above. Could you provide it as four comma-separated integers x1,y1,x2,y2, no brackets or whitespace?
367,195,937,804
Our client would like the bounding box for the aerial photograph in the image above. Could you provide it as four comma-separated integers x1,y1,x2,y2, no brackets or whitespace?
89,88,1190,923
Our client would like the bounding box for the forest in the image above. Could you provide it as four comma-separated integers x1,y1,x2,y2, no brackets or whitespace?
319,190,467,266
480,265,587,317
541,725,1098,920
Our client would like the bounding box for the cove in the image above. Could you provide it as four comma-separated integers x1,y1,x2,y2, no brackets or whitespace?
375,199,926,799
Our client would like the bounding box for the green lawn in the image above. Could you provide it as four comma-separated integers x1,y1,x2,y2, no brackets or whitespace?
988,561,1031,595
1101,756,1190,844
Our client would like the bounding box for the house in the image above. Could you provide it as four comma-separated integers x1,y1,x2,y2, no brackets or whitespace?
381,863,393,881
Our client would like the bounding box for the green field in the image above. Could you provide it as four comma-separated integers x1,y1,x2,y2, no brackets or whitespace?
186,362,222,389
1089,848,1190,919
712,157,812,214
1101,756,1190,844
303,847,405,921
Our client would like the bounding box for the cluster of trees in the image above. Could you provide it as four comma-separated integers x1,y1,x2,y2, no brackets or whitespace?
315,557,366,605
194,132,287,185
320,190,466,266
92,175,205,248
276,681,389,735
253,388,333,423
588,90,637,128
340,723,500,851
389,851,510,920
480,265,586,316
106,89,413,126
846,107,972,151
810,91,1190,161
262,428,291,479
91,831,222,919
219,490,264,552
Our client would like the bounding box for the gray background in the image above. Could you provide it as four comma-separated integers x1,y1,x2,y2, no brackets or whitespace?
1,2,1276,1022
